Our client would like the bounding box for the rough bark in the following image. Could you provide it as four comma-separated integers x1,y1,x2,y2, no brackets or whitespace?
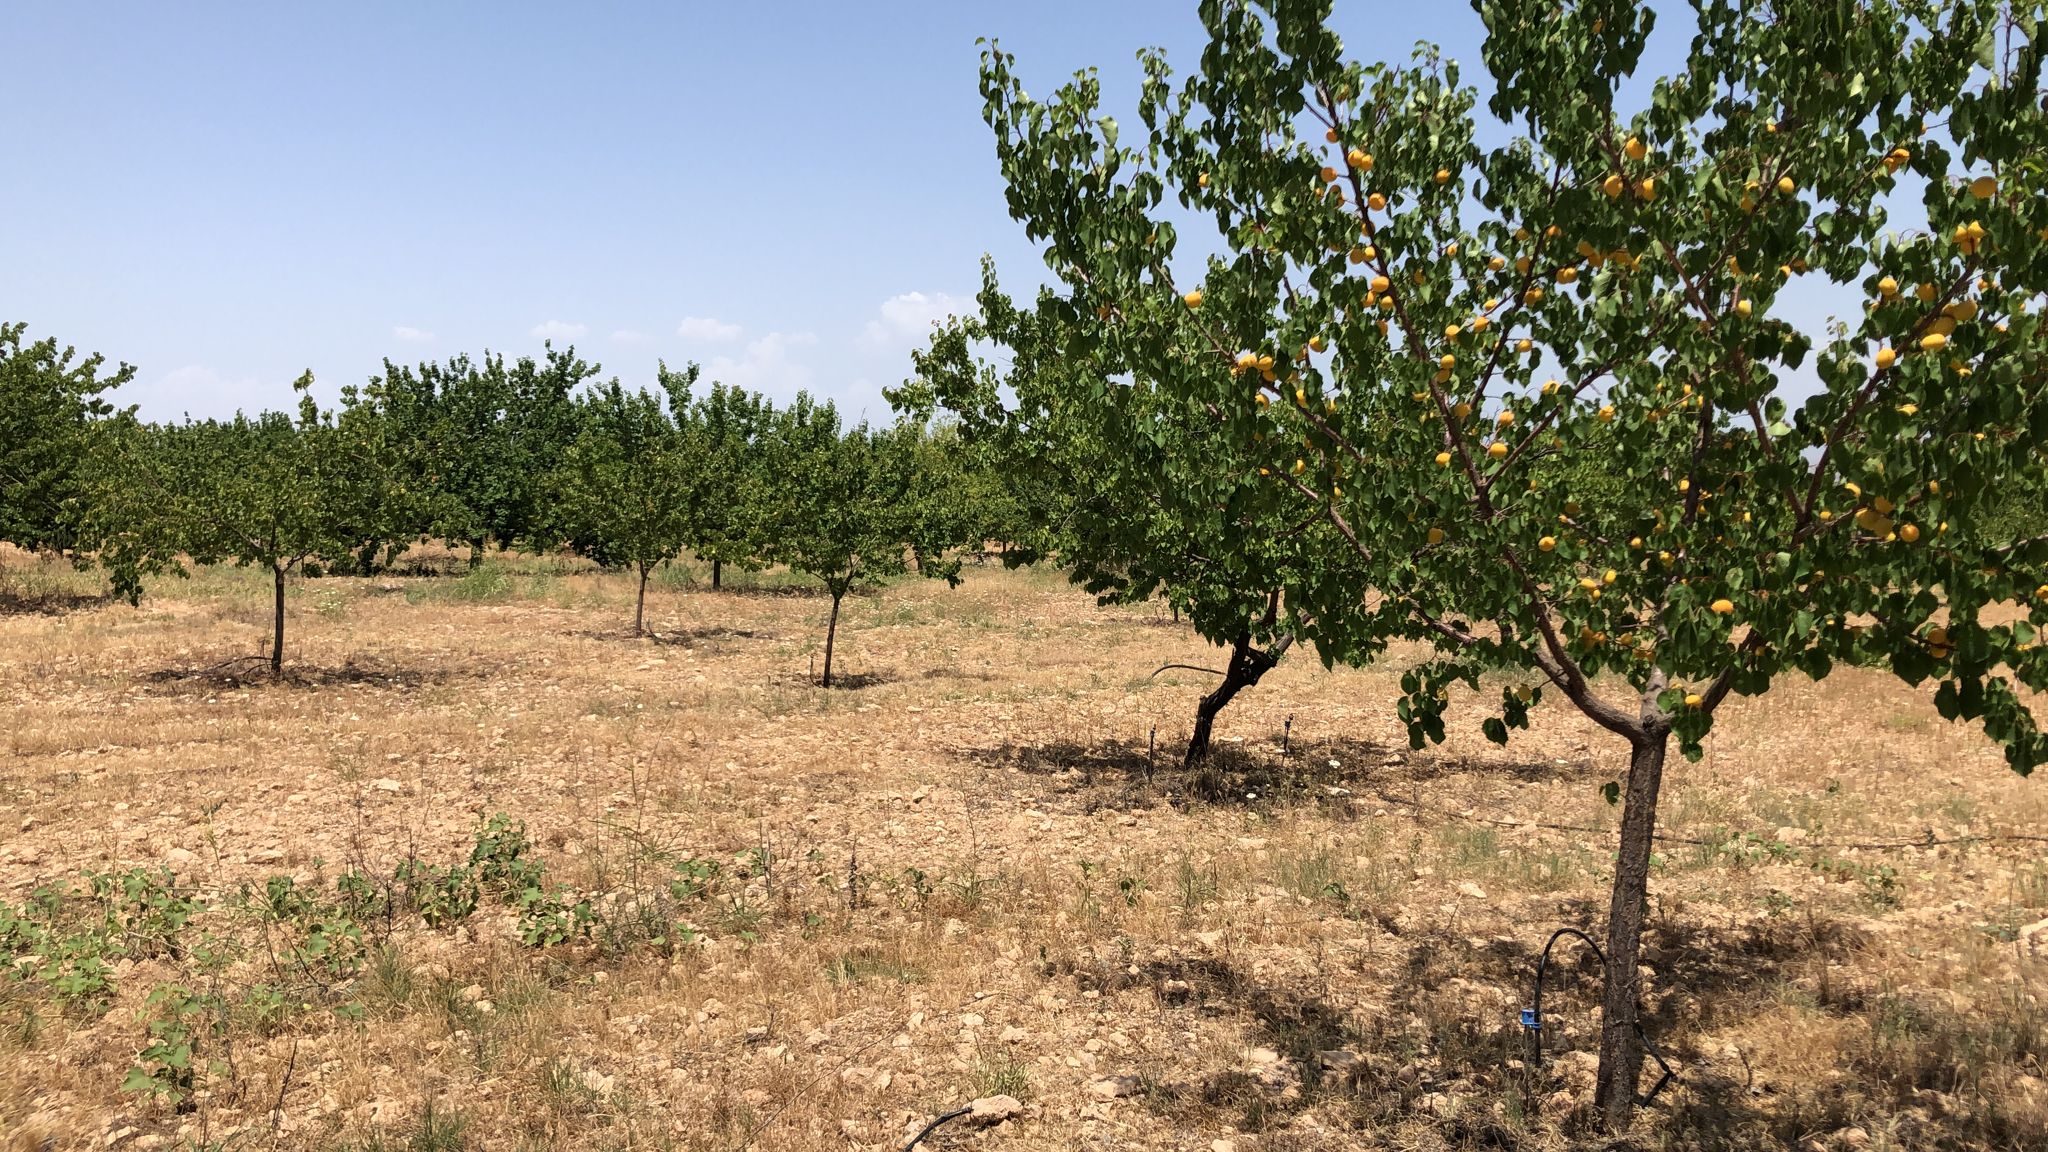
634,562,651,635
711,558,722,591
821,589,844,687
270,565,287,677
1595,728,1669,1131
1184,631,1294,767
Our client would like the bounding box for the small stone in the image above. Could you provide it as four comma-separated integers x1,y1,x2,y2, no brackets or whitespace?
165,847,197,867
372,778,402,793
1837,1127,1871,1150
1457,881,1488,899
1211,1141,1237,1152
1087,1075,1139,1099
459,984,484,1002
1000,1026,1027,1043
1318,1049,1363,1074
967,1095,1023,1124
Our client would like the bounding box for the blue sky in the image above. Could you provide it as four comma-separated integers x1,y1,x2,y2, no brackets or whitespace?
6,2,1791,424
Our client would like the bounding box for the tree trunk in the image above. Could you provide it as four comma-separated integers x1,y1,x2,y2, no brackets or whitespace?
821,589,844,688
1184,632,1293,768
711,558,722,591
468,538,485,571
1595,729,1669,1132
271,565,287,678
634,562,650,636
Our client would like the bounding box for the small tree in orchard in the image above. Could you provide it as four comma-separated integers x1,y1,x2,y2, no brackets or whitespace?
83,374,400,675
899,265,1351,764
0,323,133,557
554,367,706,635
980,0,2047,1129
677,371,773,590
758,395,962,687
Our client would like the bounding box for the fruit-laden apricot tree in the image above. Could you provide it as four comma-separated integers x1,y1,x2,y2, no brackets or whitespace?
550,364,710,636
757,395,965,687
896,261,1357,765
80,373,405,675
979,0,2048,1128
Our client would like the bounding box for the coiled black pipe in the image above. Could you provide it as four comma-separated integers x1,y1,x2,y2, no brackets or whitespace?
1522,927,1676,1106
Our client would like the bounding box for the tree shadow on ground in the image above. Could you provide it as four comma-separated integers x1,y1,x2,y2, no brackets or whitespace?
563,625,780,647
765,669,894,691
1061,910,1966,1150
964,734,1563,811
0,587,112,617
138,657,465,694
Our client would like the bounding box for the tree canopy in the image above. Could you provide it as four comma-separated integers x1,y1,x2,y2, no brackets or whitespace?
0,322,133,556
974,0,2048,1126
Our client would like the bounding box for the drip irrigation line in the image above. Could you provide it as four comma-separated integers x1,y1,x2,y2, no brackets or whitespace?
1523,927,1676,1107
901,1105,974,1151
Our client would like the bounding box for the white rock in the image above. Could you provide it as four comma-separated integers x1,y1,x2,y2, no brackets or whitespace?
968,1094,1023,1123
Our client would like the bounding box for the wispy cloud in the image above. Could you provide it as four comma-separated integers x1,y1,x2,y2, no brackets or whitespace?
676,316,743,343
530,320,589,341
703,331,817,397
392,325,436,344
860,291,972,349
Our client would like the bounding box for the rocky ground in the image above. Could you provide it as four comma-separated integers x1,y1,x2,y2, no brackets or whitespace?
1,549,2044,1151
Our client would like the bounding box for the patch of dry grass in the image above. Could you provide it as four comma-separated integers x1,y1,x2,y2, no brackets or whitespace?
1,548,2044,1151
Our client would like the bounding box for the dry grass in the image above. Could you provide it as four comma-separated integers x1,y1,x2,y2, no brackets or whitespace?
2,545,2045,1151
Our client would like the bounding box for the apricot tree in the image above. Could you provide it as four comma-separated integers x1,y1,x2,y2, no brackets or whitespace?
553,366,705,635
898,263,1348,764
758,396,965,687
82,373,404,674
979,0,2047,1128
0,323,132,556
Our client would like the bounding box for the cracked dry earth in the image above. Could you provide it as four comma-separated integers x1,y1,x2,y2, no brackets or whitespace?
1,552,2045,1152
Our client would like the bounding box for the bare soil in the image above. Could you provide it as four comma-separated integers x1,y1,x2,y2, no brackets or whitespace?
1,548,2044,1151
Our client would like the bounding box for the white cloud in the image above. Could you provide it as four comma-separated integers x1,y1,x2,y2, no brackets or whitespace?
530,320,589,341
392,325,436,344
611,329,651,343
860,291,972,349
676,316,743,343
703,331,817,397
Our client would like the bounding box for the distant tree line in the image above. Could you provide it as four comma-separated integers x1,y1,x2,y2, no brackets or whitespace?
0,326,994,684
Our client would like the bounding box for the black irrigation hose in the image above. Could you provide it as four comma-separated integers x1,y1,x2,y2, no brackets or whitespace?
900,1105,973,1151
1522,927,1677,1107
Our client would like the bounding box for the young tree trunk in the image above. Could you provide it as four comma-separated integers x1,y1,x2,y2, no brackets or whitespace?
1185,632,1293,768
821,588,844,688
634,562,651,636
270,564,288,677
468,538,485,571
711,558,722,591
1595,728,1670,1132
